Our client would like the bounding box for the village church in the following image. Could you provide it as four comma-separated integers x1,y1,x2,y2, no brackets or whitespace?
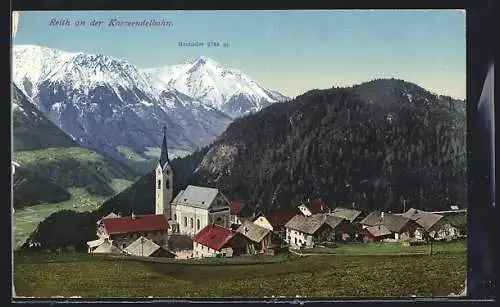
155,127,231,237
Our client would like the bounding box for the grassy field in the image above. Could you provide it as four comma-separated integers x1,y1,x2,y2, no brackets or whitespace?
13,247,466,298
299,240,466,255
13,188,107,250
116,146,191,174
13,147,105,165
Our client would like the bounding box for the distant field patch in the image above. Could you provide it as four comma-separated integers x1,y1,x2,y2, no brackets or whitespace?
13,147,102,165
144,147,191,159
13,188,106,250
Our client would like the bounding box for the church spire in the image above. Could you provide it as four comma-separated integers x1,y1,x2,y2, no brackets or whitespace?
159,126,169,167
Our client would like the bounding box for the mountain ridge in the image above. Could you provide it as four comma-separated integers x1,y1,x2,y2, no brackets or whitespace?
142,56,289,119
12,45,235,172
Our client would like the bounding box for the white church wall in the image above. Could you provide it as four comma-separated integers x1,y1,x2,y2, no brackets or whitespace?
176,205,210,237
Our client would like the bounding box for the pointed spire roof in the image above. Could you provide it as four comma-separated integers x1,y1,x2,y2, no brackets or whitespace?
159,126,169,167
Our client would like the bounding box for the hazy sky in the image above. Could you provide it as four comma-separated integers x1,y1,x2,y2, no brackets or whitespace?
12,10,466,99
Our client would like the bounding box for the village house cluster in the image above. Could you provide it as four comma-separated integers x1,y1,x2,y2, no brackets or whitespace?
86,128,466,258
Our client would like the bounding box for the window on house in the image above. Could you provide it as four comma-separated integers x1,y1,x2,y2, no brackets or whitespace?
157,180,161,189
197,219,200,230
294,237,297,244
166,179,170,189
184,217,187,227
122,243,126,249
174,214,177,221
190,218,194,229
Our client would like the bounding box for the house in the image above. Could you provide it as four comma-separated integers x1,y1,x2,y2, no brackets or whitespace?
360,211,417,242
87,238,106,253
298,199,329,216
284,213,354,249
439,211,467,238
123,236,174,258
170,185,231,237
401,208,444,240
87,238,123,254
192,224,246,258
236,221,274,255
96,213,169,250
96,212,121,225
362,225,392,243
253,210,298,244
229,201,254,225
329,207,362,224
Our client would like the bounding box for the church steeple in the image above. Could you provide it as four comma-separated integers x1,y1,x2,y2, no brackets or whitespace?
159,126,169,168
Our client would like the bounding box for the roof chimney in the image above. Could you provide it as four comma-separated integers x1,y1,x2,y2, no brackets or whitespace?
244,227,249,233
380,212,384,219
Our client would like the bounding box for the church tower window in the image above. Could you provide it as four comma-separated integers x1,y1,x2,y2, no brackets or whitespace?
166,179,170,189
157,180,161,189
190,218,194,229
197,219,200,230
184,217,187,227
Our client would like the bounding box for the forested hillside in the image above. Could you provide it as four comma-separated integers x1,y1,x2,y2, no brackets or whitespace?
23,79,467,251
103,78,467,213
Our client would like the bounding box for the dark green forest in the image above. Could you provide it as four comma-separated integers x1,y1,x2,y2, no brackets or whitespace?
187,79,465,212
23,79,467,251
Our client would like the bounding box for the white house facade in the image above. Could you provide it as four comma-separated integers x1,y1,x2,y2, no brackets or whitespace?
193,241,233,258
286,228,314,249
171,185,231,237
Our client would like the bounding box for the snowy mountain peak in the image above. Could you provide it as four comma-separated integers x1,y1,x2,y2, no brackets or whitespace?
12,44,234,164
142,57,288,118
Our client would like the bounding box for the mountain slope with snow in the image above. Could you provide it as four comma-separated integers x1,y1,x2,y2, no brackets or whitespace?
12,45,233,172
12,83,77,151
142,56,289,119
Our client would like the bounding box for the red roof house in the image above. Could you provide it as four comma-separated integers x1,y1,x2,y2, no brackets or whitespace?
193,224,236,251
230,201,246,215
298,199,329,216
264,210,298,229
307,199,328,214
101,214,169,235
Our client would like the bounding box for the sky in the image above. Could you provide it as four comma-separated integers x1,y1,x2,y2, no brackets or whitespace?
12,10,466,99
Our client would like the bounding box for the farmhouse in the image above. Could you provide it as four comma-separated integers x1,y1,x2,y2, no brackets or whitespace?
123,236,174,257
253,209,298,243
192,224,246,258
329,207,362,224
229,201,254,226
401,208,444,240
362,225,393,243
285,213,354,249
87,238,123,254
96,213,170,250
298,199,329,216
171,185,231,237
236,220,274,255
360,211,417,242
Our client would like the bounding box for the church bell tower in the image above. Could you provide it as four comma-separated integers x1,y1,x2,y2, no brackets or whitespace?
155,126,173,220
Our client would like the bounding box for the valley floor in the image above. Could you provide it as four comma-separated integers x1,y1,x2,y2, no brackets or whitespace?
13,188,107,249
13,242,466,298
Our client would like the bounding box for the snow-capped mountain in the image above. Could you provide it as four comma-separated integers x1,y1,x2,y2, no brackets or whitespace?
12,45,233,166
142,56,289,119
12,82,77,151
